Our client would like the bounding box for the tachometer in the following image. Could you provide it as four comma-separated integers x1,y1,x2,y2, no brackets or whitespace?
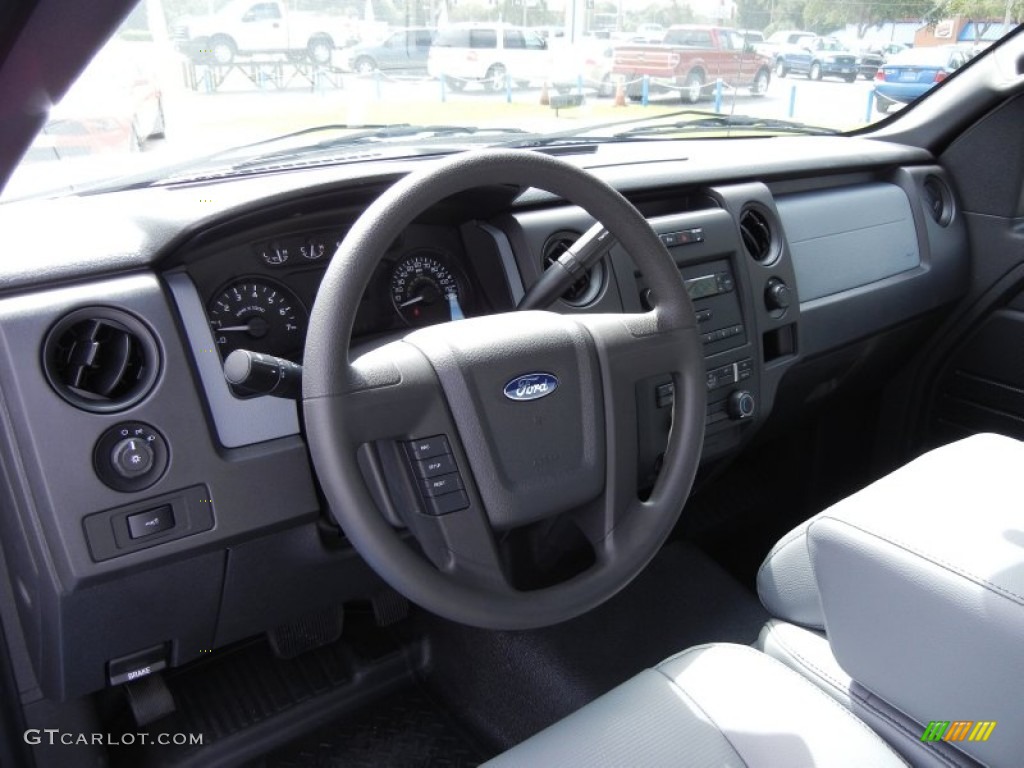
207,278,307,361
390,250,466,326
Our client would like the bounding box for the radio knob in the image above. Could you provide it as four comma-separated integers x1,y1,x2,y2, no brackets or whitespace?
728,390,756,420
765,278,792,312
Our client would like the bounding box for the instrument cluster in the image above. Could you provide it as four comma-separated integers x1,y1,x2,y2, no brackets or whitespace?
197,222,479,364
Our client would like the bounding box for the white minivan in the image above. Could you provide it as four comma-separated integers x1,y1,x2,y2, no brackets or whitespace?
427,23,552,91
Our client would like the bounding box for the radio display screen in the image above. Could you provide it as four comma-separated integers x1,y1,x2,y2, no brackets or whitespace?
685,274,719,300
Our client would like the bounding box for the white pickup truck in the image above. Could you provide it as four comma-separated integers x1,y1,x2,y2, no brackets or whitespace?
171,0,357,65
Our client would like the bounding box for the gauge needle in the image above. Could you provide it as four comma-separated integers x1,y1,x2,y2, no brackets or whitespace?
399,295,425,308
214,325,254,332
448,293,465,321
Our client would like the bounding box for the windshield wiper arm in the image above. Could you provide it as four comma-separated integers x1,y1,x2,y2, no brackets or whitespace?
228,124,532,170
614,115,839,137
497,109,728,149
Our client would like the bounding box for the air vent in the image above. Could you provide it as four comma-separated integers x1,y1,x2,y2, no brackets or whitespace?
922,176,953,226
739,205,777,265
541,231,606,307
43,308,160,413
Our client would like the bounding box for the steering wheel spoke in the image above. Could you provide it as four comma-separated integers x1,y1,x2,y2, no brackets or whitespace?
571,313,706,553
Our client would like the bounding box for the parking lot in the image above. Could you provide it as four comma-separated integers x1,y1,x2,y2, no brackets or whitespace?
158,61,886,147
5,51,892,200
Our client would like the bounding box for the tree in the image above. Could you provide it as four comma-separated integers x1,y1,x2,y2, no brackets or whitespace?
936,0,1023,27
802,0,936,37
735,0,771,30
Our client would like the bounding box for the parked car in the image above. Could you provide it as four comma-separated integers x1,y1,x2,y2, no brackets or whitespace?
775,35,859,81
633,22,665,43
338,27,435,74
170,0,356,65
853,46,884,79
753,28,815,59
550,41,614,97
612,25,773,103
427,23,551,91
24,41,163,160
738,29,765,48
874,45,969,113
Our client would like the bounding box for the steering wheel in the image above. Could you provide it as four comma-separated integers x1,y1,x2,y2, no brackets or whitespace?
303,150,705,630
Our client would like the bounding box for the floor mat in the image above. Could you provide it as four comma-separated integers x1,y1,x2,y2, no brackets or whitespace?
255,686,489,768
416,539,769,752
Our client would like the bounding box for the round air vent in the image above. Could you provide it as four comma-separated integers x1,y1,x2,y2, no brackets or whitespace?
43,308,160,413
922,175,954,226
541,230,606,307
739,205,777,265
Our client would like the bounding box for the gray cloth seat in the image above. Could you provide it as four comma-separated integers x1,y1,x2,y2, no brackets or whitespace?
486,433,1023,768
756,432,1024,768
485,642,907,767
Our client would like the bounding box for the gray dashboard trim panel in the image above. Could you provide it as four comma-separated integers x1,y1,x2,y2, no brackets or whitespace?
777,183,921,302
165,271,300,447
477,221,526,304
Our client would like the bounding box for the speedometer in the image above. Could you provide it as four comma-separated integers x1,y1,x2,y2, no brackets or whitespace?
207,278,307,361
390,251,466,326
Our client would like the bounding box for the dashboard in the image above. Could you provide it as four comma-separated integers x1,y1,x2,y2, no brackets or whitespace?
0,137,969,701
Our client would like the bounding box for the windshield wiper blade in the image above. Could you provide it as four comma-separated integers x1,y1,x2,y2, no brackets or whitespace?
614,115,839,137
497,109,727,148
229,124,531,170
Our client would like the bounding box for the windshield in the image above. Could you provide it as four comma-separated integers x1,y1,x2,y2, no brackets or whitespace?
3,3,1020,200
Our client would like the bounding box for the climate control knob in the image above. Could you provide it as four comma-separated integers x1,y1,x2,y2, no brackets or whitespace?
765,277,792,312
728,390,756,420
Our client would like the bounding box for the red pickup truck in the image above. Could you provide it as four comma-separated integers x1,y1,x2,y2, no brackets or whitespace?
612,25,773,104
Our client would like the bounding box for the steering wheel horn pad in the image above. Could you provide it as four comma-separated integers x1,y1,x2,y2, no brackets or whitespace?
404,311,604,531
303,150,706,629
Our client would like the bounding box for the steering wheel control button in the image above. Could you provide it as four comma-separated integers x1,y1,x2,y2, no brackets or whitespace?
421,472,464,498
655,382,675,408
94,422,169,492
403,435,469,516
413,453,456,478
126,506,175,539
406,435,450,461
425,490,470,516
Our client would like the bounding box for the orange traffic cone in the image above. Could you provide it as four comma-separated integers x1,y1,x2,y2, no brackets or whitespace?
614,78,626,107
540,80,550,106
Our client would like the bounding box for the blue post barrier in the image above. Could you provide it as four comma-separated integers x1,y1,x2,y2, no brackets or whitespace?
202,67,212,93
788,84,797,118
375,69,381,100
641,75,649,107
506,75,512,103
714,78,723,112
440,73,446,102
577,74,583,96
865,87,875,122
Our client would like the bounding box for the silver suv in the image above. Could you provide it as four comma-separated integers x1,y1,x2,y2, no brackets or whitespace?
427,23,551,91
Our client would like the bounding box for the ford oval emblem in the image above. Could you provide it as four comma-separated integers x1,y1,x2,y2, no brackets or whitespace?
503,372,559,402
